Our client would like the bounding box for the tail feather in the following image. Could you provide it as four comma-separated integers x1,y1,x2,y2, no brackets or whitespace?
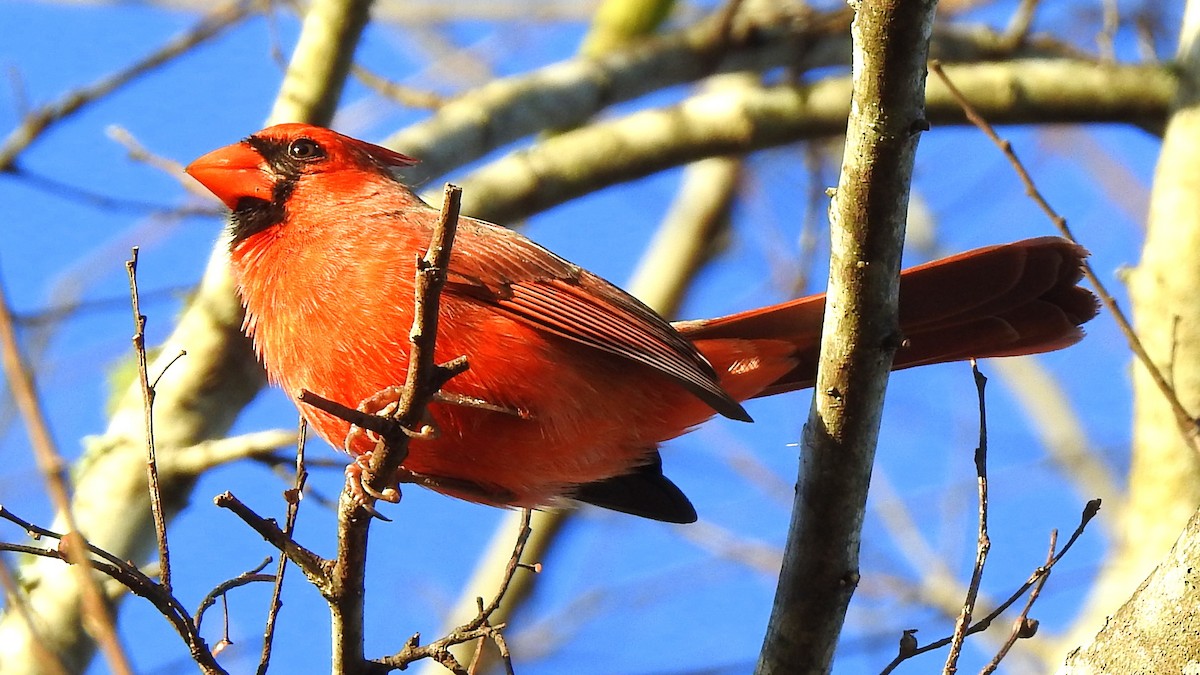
678,237,1099,398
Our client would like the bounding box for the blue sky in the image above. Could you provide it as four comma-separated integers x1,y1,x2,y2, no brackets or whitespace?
0,1,1162,673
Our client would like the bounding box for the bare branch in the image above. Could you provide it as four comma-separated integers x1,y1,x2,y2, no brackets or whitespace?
193,557,275,632
0,506,224,674
881,499,1101,672
756,2,938,671
378,511,535,673
931,60,1200,456
453,60,1174,225
213,492,332,595
257,419,309,675
126,247,173,593
327,184,463,672
943,364,992,673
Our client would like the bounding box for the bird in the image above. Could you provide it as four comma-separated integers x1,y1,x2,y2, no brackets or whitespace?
186,123,1099,523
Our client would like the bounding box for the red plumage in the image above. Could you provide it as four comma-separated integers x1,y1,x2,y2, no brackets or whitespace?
186,123,1098,523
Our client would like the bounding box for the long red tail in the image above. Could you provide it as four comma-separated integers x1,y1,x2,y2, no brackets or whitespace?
677,236,1098,398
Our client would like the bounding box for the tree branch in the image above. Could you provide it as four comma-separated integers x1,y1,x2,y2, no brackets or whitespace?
755,2,938,671
452,60,1174,224
326,184,463,673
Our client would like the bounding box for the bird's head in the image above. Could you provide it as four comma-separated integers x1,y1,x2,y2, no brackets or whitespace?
186,123,419,241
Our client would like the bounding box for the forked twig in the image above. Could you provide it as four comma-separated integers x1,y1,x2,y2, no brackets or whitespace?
194,557,275,631
378,509,535,673
880,499,1101,673
980,532,1056,674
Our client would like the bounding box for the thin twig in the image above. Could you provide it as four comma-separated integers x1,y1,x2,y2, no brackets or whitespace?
194,557,275,631
353,65,445,108
6,168,210,214
1098,0,1120,62
943,363,992,673
929,60,1200,456
0,506,225,674
0,268,135,674
213,492,331,595
106,125,221,202
214,595,232,657
477,509,535,622
1001,0,1040,50
879,499,1101,673
257,417,310,675
378,510,536,671
127,247,173,592
980,532,1056,674
106,125,188,178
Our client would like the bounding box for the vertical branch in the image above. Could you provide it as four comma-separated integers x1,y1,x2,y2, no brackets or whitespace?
755,1,938,672
256,418,309,675
126,247,172,593
328,185,463,673
944,363,992,672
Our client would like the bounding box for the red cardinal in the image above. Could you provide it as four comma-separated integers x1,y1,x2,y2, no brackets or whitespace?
186,123,1098,523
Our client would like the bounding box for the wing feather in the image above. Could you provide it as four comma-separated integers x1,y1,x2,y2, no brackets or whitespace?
445,218,750,421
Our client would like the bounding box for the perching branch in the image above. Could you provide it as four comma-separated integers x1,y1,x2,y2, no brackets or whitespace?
314,184,467,673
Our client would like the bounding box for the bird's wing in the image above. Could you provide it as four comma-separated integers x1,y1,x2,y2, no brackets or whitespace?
443,218,750,421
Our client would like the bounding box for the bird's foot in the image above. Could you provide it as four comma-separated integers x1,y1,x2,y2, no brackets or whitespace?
345,453,401,521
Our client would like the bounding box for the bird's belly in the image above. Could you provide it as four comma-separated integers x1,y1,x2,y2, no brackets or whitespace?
288,311,706,508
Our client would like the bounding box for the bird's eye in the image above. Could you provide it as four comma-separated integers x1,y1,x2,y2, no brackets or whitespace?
288,138,325,162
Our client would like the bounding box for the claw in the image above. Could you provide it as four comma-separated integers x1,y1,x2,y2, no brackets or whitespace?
358,500,392,522
344,453,400,520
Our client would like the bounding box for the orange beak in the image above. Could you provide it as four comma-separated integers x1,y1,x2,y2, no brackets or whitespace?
186,142,275,209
